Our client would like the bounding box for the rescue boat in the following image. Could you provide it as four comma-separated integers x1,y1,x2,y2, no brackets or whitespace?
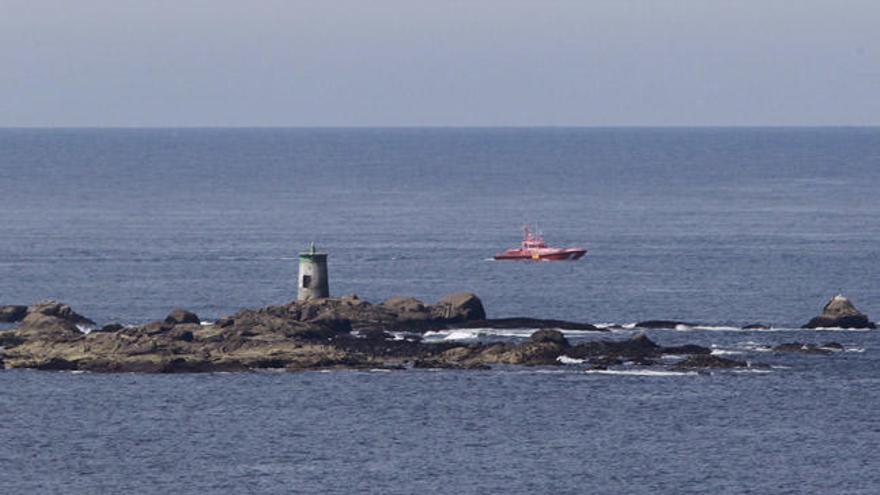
493,226,586,261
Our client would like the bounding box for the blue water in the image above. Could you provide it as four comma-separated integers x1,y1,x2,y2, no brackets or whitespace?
1,128,879,493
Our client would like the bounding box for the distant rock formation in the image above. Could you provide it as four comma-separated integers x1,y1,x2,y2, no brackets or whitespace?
0,294,728,373
803,295,875,329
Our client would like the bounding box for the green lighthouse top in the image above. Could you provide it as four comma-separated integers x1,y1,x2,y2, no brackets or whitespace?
299,242,327,261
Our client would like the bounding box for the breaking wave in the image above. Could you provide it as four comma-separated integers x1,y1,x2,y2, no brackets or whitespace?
583,369,699,377
556,355,585,364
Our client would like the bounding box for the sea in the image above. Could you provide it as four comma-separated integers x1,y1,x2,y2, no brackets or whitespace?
1,127,879,493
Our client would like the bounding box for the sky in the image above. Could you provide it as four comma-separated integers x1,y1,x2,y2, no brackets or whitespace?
0,0,878,127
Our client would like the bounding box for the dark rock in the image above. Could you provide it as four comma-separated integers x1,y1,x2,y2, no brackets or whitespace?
289,326,337,341
35,357,80,371
743,323,771,330
662,344,712,355
0,305,28,323
94,322,124,333
171,329,194,342
164,309,201,326
821,342,844,350
528,329,569,347
635,320,695,329
803,295,875,329
567,333,663,360
672,354,749,369
310,314,353,334
359,328,395,341
432,293,486,322
589,356,623,367
412,359,490,370
629,332,659,350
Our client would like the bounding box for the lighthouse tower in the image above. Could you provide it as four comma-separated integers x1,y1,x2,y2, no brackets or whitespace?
298,243,329,301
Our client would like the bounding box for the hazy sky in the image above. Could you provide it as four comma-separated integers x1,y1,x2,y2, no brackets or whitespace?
1,0,878,126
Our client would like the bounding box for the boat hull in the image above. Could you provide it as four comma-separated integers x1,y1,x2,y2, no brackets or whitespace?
494,248,587,261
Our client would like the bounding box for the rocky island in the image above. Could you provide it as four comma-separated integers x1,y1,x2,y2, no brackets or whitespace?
0,293,733,373
0,293,869,373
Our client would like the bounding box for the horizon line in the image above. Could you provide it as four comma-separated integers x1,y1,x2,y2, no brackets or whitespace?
1,124,878,130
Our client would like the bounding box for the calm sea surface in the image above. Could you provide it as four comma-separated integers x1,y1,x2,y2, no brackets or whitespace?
1,128,879,493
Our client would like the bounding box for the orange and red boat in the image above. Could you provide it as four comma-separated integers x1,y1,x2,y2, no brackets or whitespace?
494,226,586,261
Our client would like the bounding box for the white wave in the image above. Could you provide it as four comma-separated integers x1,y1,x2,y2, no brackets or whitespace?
584,369,698,377
76,324,94,334
731,369,773,374
845,347,865,353
200,321,214,326
738,341,772,352
711,349,745,356
556,355,585,364
660,354,685,361
422,330,479,342
423,327,603,341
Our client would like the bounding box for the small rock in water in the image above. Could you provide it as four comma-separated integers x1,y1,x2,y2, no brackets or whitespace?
803,295,875,329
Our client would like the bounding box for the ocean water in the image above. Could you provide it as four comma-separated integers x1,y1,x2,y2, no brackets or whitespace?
1,128,879,493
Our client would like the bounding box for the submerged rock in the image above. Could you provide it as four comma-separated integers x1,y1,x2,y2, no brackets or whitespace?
671,354,750,370
773,342,843,354
803,295,875,329
742,323,771,330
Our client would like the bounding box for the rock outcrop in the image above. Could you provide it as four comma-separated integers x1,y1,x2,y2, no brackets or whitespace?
0,295,725,373
0,305,28,323
803,295,875,329
165,309,201,326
